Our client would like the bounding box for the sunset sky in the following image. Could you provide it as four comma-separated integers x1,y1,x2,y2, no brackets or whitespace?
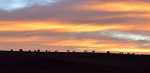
0,0,150,54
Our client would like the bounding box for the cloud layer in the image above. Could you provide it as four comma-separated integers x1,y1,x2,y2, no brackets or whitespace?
0,0,150,54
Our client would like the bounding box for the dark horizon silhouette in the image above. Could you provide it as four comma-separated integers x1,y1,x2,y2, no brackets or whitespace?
0,50,149,73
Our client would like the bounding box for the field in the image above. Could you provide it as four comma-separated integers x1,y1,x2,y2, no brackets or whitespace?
0,51,149,73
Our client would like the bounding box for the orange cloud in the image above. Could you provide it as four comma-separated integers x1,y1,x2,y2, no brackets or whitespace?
0,21,125,32
81,2,150,12
43,39,140,51
1,21,150,33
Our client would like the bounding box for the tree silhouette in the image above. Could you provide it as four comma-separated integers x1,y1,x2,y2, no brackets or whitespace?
106,51,110,54
92,51,95,53
10,49,14,52
67,50,70,53
37,50,40,52
19,49,23,52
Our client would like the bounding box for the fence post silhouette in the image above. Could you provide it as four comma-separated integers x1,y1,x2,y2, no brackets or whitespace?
45,50,48,52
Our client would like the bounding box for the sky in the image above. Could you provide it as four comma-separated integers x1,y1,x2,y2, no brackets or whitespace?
0,0,150,54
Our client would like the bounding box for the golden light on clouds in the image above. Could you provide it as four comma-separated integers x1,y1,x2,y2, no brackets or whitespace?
82,2,150,12
0,0,150,54
0,20,150,53
0,21,128,32
1,21,150,32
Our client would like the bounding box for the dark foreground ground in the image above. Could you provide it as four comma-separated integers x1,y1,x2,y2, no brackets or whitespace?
0,51,150,73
